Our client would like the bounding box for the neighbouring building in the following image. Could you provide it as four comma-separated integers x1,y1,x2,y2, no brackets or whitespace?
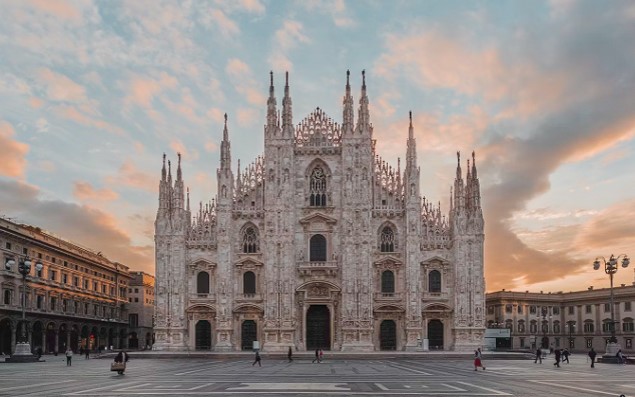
0,217,131,354
486,285,635,353
127,271,155,349
154,71,485,352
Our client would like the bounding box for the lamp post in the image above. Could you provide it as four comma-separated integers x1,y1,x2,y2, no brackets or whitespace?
5,256,43,362
592,254,630,358
567,320,575,350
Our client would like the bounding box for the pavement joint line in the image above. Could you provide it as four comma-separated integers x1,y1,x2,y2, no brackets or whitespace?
441,383,467,391
0,380,76,391
64,380,140,395
455,381,512,396
387,362,432,375
529,380,626,396
374,383,388,390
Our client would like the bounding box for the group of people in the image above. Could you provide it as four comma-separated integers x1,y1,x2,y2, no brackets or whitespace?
253,347,324,366
534,347,571,366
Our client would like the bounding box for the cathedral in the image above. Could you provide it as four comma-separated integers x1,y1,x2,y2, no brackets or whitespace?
154,71,485,352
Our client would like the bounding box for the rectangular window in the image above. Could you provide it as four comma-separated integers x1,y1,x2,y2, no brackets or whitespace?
22,247,28,254
518,305,523,315
604,303,610,312
135,288,139,293
102,285,107,294
586,305,592,314
586,338,593,348
569,338,575,349
37,253,42,259
62,299,68,312
63,261,68,267
623,322,634,332
3,289,12,304
50,297,56,311
626,339,633,349
84,303,89,315
625,302,632,312
553,307,560,315
110,287,115,296
93,305,98,316
555,337,560,347
129,313,139,328
5,242,11,249
530,306,537,314
519,337,525,348
73,276,79,287
505,304,512,313
62,273,68,284
93,282,98,291
84,280,89,289
568,306,574,315
37,295,43,309
487,306,494,315
134,297,139,302
49,270,56,281
74,301,79,313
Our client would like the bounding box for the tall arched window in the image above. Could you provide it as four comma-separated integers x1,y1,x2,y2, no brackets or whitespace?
243,271,256,295
197,272,210,294
428,270,441,292
242,226,259,253
380,226,395,252
309,234,327,262
309,166,327,207
381,270,395,294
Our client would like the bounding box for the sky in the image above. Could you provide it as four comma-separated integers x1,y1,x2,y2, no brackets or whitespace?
0,0,634,293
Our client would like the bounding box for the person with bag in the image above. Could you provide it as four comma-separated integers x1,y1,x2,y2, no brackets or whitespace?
474,348,486,371
65,348,73,366
588,347,597,368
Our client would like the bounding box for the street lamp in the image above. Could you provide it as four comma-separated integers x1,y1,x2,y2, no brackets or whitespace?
5,256,43,362
567,321,575,350
593,254,630,358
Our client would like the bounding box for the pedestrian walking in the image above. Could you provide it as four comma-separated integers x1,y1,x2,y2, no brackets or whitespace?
474,348,486,371
562,348,570,364
312,348,320,363
252,351,261,367
588,347,597,368
319,348,324,363
616,349,625,364
65,348,73,366
85,347,90,359
287,346,293,363
553,348,561,367
534,348,542,364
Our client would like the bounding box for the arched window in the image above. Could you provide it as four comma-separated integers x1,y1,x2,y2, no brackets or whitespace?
428,270,441,292
309,234,327,262
381,271,395,294
242,226,259,253
3,289,12,305
380,226,395,252
309,166,327,207
243,271,256,295
197,272,210,294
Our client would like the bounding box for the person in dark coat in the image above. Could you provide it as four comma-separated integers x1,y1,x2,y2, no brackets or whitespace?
85,347,90,359
287,346,293,363
252,351,261,367
588,348,597,368
534,348,542,364
562,348,570,364
312,348,320,363
553,348,561,367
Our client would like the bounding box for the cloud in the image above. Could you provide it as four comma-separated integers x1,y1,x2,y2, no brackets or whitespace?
29,97,44,108
28,0,82,21
125,72,178,109
208,9,239,38
38,68,87,102
268,20,310,71
73,181,119,201
304,0,355,28
106,160,157,193
236,107,259,127
225,58,266,106
0,121,29,177
0,179,153,273
170,139,198,161
575,199,635,251
204,140,218,152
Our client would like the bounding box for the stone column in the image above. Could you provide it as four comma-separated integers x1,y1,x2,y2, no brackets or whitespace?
66,332,71,351
10,323,16,355
54,330,59,353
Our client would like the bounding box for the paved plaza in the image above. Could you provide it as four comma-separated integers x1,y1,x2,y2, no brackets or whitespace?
0,355,633,396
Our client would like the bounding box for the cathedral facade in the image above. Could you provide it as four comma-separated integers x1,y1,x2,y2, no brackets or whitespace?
154,71,485,352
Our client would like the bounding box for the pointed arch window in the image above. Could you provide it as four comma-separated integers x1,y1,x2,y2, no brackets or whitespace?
428,270,441,292
242,226,259,253
381,270,395,294
243,271,256,295
196,272,210,294
380,226,395,252
309,166,327,207
309,234,327,262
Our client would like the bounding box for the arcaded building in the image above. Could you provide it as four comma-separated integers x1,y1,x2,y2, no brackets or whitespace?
154,71,485,352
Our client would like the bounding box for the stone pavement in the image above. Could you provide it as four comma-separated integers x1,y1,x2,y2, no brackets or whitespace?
0,355,632,396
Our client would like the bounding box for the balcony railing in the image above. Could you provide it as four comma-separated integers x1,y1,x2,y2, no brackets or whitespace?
374,292,403,301
297,261,338,277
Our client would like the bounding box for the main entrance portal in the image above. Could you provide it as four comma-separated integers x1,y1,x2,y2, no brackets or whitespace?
428,319,444,350
241,320,257,350
306,305,330,350
195,320,211,350
380,320,397,350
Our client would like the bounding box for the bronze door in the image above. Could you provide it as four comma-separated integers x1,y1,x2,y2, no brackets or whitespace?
306,305,330,350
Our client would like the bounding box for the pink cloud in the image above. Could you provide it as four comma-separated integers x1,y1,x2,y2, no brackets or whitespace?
54,105,125,136
0,121,29,178
209,9,239,38
38,68,87,102
29,97,44,108
204,140,218,152
29,0,81,21
170,139,198,161
225,59,267,106
125,72,178,109
268,20,310,71
106,160,157,193
73,181,119,201
236,107,259,127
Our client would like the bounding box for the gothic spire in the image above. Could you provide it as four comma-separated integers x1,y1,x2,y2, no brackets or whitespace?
472,150,478,179
176,152,182,181
167,159,172,185
161,153,166,181
220,113,231,170
356,70,370,133
266,71,277,130
342,69,354,133
186,187,190,212
406,111,417,170
454,151,465,212
282,71,293,136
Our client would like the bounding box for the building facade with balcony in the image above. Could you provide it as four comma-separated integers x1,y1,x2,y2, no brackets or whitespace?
127,271,155,349
486,286,635,353
154,72,486,352
0,217,131,355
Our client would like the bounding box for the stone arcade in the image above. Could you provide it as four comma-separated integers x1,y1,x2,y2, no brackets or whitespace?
154,71,485,352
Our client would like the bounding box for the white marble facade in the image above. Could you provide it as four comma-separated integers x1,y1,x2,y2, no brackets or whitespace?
154,71,485,352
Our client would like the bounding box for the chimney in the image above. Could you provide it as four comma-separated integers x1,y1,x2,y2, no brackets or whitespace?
588,286,594,291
